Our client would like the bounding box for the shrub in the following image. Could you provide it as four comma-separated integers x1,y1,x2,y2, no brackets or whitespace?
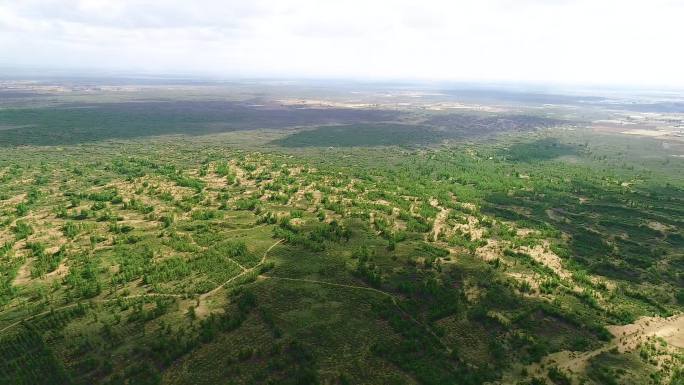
13,221,33,240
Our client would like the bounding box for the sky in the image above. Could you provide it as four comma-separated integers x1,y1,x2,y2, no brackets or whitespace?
1,0,683,87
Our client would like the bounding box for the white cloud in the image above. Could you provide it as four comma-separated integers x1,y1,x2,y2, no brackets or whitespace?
0,0,682,87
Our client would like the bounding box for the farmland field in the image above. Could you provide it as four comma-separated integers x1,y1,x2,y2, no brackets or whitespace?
0,80,682,385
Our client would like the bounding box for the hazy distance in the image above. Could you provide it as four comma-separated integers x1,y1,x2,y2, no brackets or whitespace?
1,0,683,88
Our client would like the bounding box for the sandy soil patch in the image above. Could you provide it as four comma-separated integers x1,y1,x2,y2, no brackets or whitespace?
519,241,571,279
512,314,684,382
29,225,67,246
516,228,538,237
0,230,12,245
228,161,254,187
453,216,483,241
43,259,70,281
191,296,221,320
0,193,27,209
287,184,321,209
431,207,449,241
546,208,565,222
12,259,32,286
460,202,477,212
277,98,375,109
308,189,322,209
373,199,392,206
288,167,302,176
475,240,501,261
608,314,684,350
199,173,229,190
646,221,672,232
393,219,407,231
621,129,669,137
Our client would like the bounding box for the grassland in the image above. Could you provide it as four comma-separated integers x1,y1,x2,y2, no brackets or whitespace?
0,83,682,385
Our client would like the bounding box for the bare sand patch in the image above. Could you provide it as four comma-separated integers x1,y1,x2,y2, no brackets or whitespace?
12,259,32,286
453,215,483,240
228,161,254,187
516,228,538,237
0,193,27,208
646,221,672,232
519,241,571,279
608,314,684,350
546,208,565,222
431,207,449,241
461,202,477,212
0,230,12,245
199,173,230,190
621,129,669,137
476,240,501,261
509,314,684,383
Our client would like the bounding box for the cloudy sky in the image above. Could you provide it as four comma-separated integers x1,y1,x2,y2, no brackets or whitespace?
1,0,683,87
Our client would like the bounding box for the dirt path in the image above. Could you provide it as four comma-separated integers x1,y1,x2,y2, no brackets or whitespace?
2,233,282,334
193,239,283,318
2,237,454,358
262,275,452,354
226,257,247,272
0,293,184,335
204,223,271,274
199,239,283,301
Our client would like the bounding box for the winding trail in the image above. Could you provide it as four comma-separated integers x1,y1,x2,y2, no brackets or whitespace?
0,293,183,335
216,224,272,272
1,238,284,336
226,258,247,272
199,239,283,301
3,237,452,358
262,275,452,354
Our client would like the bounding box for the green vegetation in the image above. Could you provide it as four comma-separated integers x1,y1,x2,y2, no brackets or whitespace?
0,87,682,385
272,123,443,147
